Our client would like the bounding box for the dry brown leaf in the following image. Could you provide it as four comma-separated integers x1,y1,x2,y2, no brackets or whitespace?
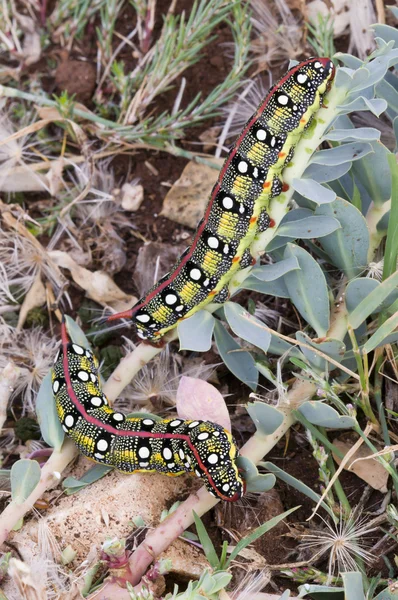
48,250,136,310
160,159,223,229
15,14,41,65
17,273,46,331
333,438,389,493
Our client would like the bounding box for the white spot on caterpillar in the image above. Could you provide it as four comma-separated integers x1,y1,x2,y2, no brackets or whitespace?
208,453,219,465
197,432,209,441
113,412,124,421
136,314,150,323
190,268,201,281
137,330,146,339
185,462,190,468
253,167,259,178
270,137,276,147
277,94,289,105
91,396,102,407
179,448,185,460
139,462,149,467
143,418,154,425
90,373,97,383
168,462,175,469
297,73,308,84
97,439,108,452
293,105,298,111
138,446,150,459
223,244,229,255
239,204,245,214
222,483,230,492
62,425,68,433
237,160,248,174
188,421,200,428
85,350,91,358
213,431,220,437
222,197,234,210
163,447,172,460
64,414,74,428
78,371,89,382
53,380,60,393
165,293,177,305
170,419,181,427
94,452,104,460
256,129,267,141
175,305,184,312
203,278,210,287
195,469,201,478
208,236,219,249
72,344,84,355
314,61,322,69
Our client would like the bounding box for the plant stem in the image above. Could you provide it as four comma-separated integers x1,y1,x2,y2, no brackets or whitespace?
347,326,378,425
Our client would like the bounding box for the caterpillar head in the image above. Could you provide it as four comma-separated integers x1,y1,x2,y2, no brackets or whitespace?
188,421,244,502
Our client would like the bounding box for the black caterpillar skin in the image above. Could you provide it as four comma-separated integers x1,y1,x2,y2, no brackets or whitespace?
52,322,244,501
109,57,335,342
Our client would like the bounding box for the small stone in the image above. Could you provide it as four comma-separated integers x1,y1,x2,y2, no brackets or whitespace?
121,183,144,211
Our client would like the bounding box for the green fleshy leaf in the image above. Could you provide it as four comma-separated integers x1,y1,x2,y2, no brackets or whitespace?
303,161,352,183
296,332,346,372
177,310,215,352
224,302,271,353
348,270,398,328
363,309,398,353
63,464,114,495
315,198,369,279
298,401,357,429
341,572,366,600
213,320,258,391
252,256,300,282
298,583,344,598
277,216,340,238
246,401,284,435
374,586,398,599
235,457,276,493
65,315,91,348
240,274,290,297
324,127,381,142
337,96,387,117
193,511,219,569
310,142,373,166
351,142,392,207
283,244,330,336
11,459,41,504
292,178,336,204
36,371,65,451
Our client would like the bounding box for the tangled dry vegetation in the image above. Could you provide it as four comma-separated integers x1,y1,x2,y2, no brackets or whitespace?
0,1,398,600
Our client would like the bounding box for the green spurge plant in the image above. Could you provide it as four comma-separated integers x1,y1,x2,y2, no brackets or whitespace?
1,7,398,600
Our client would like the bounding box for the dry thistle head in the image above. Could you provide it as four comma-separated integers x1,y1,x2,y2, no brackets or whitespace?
299,509,377,581
0,326,58,413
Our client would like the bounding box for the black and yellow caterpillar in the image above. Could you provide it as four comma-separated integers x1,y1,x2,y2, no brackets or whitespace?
53,321,244,501
109,57,335,343
54,58,335,501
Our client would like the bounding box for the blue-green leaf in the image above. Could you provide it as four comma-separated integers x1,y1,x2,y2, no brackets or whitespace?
246,401,284,435
224,302,271,353
310,142,373,166
337,96,387,117
348,270,398,328
252,256,300,281
341,572,366,600
177,310,215,352
277,216,340,238
303,162,352,184
63,464,114,495
36,371,65,451
240,275,290,298
283,244,330,336
315,198,369,279
351,142,392,206
324,127,381,142
298,402,357,429
296,332,346,372
11,459,41,504
292,178,336,204
236,457,276,493
213,321,258,391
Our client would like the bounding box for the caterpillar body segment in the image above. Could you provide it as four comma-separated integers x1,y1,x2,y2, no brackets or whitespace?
108,57,335,342
52,322,244,502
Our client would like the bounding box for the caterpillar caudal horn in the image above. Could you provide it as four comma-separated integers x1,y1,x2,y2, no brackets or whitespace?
52,320,244,502
108,57,335,343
